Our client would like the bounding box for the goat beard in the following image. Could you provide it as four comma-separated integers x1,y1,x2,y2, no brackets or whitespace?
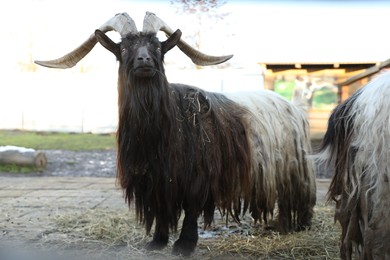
116,68,181,233
117,69,176,168
119,70,171,123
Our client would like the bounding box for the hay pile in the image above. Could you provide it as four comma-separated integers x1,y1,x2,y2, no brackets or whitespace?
53,203,340,259
197,204,340,259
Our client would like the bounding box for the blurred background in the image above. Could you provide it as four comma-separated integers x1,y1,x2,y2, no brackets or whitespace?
1,0,390,133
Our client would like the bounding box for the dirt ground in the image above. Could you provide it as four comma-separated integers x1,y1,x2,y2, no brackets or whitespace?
0,150,336,260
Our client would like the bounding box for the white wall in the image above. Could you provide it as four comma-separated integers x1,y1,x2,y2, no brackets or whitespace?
1,70,118,133
0,68,263,133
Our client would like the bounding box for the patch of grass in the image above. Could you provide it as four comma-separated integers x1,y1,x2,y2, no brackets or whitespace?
0,164,41,173
0,130,116,151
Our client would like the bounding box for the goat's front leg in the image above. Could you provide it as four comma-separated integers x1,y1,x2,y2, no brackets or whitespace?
172,209,199,256
146,215,169,251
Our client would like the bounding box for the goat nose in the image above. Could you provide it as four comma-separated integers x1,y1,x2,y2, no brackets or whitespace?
137,47,151,61
137,56,150,61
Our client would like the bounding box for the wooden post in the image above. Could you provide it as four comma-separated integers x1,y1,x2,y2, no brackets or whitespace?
263,75,275,90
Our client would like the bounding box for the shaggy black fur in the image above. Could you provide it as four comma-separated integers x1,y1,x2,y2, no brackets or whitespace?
96,30,251,256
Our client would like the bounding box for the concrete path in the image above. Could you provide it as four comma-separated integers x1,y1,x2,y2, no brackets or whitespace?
0,177,126,246
0,176,331,259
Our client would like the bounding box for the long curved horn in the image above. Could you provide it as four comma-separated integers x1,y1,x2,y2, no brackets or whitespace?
143,12,233,66
35,13,138,69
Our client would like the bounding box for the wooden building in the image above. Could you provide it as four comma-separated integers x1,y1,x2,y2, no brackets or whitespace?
259,59,390,137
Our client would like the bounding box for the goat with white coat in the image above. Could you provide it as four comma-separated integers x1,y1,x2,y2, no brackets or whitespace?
316,71,390,259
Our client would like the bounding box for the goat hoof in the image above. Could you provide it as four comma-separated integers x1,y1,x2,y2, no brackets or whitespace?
145,240,167,251
296,222,311,232
172,239,196,256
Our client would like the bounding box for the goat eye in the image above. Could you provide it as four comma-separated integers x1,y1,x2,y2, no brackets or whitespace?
156,47,161,53
121,48,127,55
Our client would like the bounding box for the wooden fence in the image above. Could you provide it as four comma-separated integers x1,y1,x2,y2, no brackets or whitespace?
308,108,332,139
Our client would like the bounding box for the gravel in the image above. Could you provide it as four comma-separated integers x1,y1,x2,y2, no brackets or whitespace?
33,150,117,177
2,148,332,178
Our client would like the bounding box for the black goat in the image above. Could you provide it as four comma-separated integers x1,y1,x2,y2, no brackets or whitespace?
35,12,316,256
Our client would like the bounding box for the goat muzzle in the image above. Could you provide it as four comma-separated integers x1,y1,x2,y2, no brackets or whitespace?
134,66,156,78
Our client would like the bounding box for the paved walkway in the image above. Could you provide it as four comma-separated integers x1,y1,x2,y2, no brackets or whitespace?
0,176,331,259
0,177,125,244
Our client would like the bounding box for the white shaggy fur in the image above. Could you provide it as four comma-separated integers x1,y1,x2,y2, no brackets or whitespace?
317,71,390,259
228,90,316,226
347,72,390,258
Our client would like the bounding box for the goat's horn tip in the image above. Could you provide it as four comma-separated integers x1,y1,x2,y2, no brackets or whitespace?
34,60,53,68
34,60,71,69
193,54,233,66
34,60,49,67
214,54,234,65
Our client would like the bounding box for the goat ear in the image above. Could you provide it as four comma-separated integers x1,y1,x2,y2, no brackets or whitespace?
161,29,182,54
95,30,121,59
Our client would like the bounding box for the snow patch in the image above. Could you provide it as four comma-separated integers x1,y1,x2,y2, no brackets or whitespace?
0,145,35,153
